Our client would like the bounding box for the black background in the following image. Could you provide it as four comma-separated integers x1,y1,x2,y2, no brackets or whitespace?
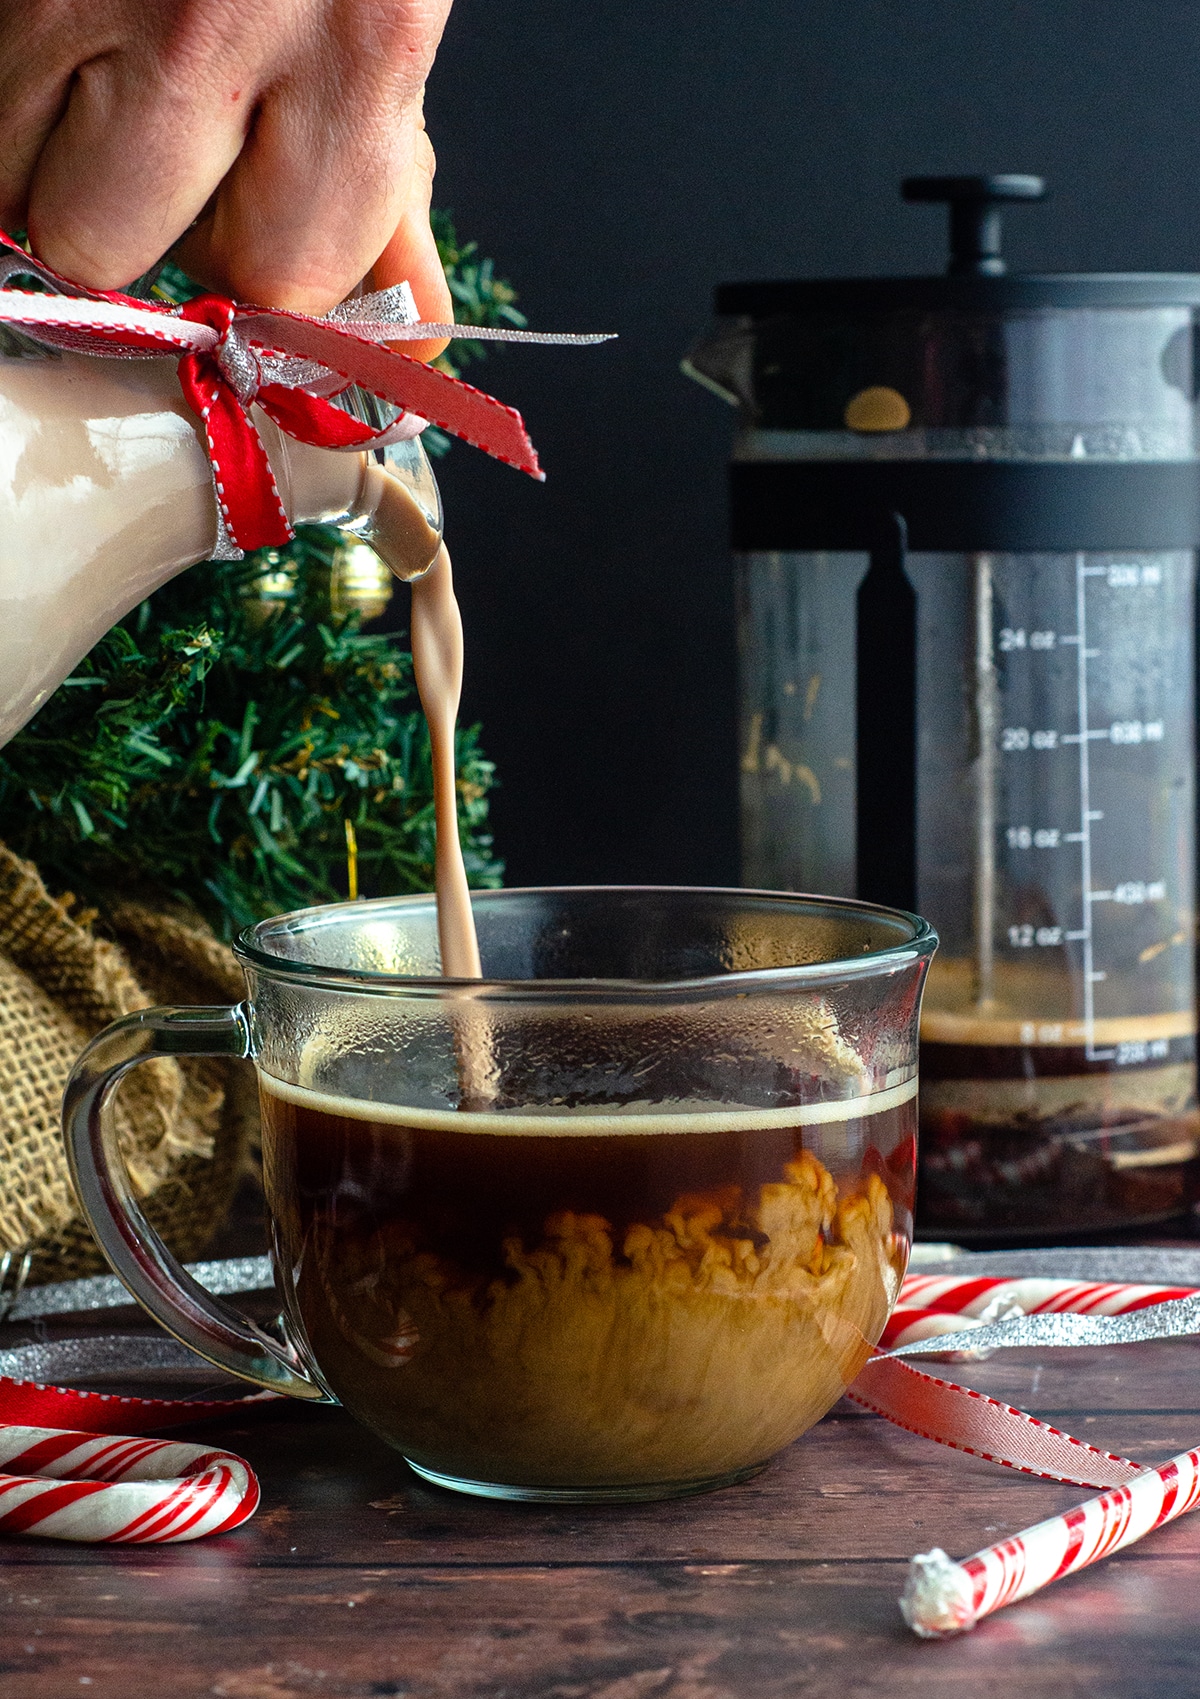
419,0,1200,889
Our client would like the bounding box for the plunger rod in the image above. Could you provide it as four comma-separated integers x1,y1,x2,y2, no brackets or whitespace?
973,553,998,1007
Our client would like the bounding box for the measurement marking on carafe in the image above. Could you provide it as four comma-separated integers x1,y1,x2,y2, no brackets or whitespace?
1073,552,1115,1062
973,554,999,1006
1090,880,1165,906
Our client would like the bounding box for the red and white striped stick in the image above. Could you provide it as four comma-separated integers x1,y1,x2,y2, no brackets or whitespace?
898,1272,1199,1315
881,1272,1200,1635
884,1275,1199,1351
902,1447,1200,1637
0,1424,259,1542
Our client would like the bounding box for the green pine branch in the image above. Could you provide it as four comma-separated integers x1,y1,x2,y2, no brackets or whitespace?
0,531,501,938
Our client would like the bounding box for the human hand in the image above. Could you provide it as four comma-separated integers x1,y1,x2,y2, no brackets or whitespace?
0,0,454,351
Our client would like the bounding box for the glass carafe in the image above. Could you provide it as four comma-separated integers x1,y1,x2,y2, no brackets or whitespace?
687,176,1200,1239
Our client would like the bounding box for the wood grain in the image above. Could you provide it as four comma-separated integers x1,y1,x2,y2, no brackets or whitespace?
4,1551,1200,1699
2,1336,1200,1695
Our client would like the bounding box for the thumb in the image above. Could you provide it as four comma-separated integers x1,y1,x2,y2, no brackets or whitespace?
368,126,452,364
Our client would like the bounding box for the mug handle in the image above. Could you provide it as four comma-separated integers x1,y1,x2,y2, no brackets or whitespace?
64,1003,332,1402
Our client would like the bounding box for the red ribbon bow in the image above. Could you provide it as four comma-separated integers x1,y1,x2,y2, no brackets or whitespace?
0,232,559,555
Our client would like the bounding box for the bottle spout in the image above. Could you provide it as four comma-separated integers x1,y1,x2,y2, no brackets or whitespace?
350,436,444,583
278,426,444,581
316,378,444,581
681,321,757,411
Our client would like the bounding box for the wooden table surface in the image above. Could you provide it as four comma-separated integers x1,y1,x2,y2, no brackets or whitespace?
3,1322,1200,1699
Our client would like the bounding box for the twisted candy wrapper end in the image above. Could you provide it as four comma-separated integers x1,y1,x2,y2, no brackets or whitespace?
900,1549,978,1638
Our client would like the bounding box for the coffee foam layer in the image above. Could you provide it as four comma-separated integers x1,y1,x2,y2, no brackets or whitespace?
258,1070,917,1135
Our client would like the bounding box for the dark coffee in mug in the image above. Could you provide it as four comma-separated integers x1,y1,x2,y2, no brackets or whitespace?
259,1074,917,1491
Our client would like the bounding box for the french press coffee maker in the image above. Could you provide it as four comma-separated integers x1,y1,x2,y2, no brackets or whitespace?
687,175,1200,1239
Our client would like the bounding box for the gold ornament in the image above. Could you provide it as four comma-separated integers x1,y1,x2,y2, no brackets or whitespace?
246,549,296,626
330,539,394,623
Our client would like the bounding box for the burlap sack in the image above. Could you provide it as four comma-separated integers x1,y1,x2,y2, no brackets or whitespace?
0,844,257,1285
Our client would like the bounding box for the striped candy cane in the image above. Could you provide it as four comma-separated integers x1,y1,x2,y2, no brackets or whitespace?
902,1448,1200,1637
899,1273,1198,1317
0,1424,260,1542
884,1275,1199,1350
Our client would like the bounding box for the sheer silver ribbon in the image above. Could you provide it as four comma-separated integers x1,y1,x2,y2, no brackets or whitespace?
9,1246,1200,1347
887,1290,1200,1357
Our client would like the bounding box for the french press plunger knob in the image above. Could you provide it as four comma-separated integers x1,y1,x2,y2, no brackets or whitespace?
901,174,1046,276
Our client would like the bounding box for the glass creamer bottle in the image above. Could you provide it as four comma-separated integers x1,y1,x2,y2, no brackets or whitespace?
0,334,442,746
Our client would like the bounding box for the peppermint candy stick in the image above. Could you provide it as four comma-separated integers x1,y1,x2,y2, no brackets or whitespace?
0,1424,259,1542
898,1273,1198,1320
881,1306,1005,1351
901,1447,1200,1637
884,1276,1200,1351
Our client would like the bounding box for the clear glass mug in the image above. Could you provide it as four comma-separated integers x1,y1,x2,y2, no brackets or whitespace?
65,886,935,1503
